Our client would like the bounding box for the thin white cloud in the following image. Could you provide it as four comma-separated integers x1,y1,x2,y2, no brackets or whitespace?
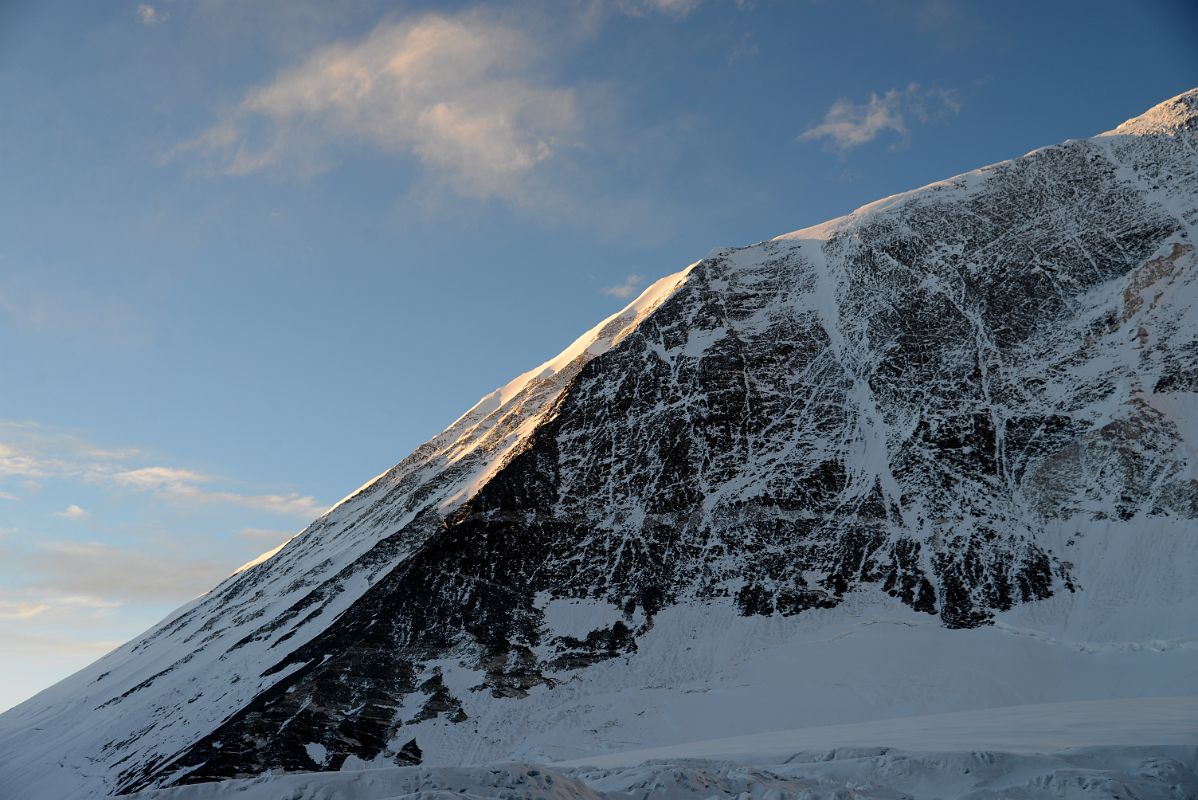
0,593,118,622
800,83,960,152
172,10,580,202
618,0,704,17
137,4,168,26
112,466,211,491
0,422,327,520
0,441,54,480
0,602,50,620
602,274,646,299
158,5,712,240
55,504,89,520
219,491,325,518
111,466,325,518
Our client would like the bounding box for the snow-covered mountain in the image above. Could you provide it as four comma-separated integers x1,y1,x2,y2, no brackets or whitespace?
2,88,1197,800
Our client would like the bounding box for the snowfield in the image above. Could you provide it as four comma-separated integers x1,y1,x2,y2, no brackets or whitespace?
128,697,1198,799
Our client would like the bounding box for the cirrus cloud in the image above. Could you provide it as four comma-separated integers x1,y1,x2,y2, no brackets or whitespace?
800,83,961,153
617,0,704,18
0,602,51,621
0,421,327,520
171,9,580,202
602,274,646,299
137,4,167,26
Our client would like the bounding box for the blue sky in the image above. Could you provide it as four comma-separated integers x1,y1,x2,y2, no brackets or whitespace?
0,0,1194,711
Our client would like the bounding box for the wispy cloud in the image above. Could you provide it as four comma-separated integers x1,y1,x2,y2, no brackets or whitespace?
0,421,327,520
0,420,324,686
799,83,960,153
617,0,704,18
0,592,119,622
171,10,580,202
0,441,51,480
156,5,713,241
137,3,168,26
0,602,51,621
111,466,209,490
113,467,324,517
54,504,89,520
218,491,326,518
602,274,646,299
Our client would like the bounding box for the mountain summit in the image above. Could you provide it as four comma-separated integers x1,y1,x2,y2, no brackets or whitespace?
2,89,1197,800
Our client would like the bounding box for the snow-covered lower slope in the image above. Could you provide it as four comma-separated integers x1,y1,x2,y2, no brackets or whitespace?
2,89,1198,800
560,695,1198,767
126,696,1198,799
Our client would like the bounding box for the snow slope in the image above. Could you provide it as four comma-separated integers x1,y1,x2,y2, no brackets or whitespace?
561,696,1198,767
1,89,1197,800
125,697,1198,799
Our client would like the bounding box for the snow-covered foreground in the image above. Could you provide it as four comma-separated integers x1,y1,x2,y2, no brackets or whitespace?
130,696,1198,799
560,696,1198,766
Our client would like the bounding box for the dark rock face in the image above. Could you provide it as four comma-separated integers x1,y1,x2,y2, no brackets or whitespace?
3,91,1196,800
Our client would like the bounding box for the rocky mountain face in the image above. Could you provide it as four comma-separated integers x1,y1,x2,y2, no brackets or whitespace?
2,90,1197,800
